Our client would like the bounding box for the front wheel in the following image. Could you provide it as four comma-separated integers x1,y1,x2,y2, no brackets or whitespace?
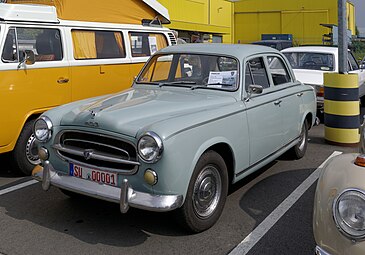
290,120,308,159
176,150,228,233
12,119,41,176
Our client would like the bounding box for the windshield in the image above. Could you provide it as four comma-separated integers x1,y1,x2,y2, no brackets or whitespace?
136,53,239,91
283,52,334,71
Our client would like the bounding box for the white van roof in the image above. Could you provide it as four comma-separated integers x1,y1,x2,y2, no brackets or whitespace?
0,3,59,23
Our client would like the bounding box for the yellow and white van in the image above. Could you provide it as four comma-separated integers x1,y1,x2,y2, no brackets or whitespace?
0,3,176,175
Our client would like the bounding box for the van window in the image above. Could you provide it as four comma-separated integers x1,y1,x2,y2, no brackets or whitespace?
129,32,167,57
2,29,17,62
2,27,62,62
72,30,125,59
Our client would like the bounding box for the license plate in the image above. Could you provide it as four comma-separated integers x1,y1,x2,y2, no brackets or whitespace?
69,163,118,187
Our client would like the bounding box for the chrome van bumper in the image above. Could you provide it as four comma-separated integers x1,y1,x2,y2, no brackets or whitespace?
33,161,183,213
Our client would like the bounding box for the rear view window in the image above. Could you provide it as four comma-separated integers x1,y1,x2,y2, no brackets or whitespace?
2,27,63,62
72,30,125,60
129,32,167,57
283,52,334,71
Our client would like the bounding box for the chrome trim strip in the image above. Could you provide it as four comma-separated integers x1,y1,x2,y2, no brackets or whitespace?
315,246,332,255
34,162,184,213
53,144,140,166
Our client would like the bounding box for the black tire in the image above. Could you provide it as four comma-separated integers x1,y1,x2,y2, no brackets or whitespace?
176,150,228,233
12,119,40,176
290,120,308,159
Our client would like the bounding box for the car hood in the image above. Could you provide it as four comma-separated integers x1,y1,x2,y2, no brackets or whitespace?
60,87,237,138
292,69,327,86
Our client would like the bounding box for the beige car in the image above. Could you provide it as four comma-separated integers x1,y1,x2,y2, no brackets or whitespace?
313,123,365,254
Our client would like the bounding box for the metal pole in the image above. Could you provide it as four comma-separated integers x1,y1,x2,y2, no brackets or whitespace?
338,0,348,74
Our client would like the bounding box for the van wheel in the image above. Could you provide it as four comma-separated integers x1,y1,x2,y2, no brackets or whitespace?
290,120,308,159
176,150,228,233
12,120,40,176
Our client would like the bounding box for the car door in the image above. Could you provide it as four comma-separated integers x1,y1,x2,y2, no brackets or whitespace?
0,25,71,148
266,55,302,144
348,52,365,97
244,56,283,165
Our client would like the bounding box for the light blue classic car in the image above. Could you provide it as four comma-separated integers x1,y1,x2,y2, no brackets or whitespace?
33,44,316,232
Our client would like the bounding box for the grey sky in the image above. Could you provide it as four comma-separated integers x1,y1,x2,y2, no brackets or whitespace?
351,0,365,29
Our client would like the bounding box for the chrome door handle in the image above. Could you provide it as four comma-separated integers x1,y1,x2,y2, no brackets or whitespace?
57,78,69,84
274,100,282,106
296,92,303,97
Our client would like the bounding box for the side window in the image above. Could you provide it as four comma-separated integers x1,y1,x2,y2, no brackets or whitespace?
2,27,62,62
72,30,125,60
2,29,18,62
348,53,359,71
245,57,270,91
267,56,291,85
129,32,167,57
244,63,253,91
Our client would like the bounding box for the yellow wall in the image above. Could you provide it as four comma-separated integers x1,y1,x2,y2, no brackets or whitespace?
234,0,355,45
159,0,233,43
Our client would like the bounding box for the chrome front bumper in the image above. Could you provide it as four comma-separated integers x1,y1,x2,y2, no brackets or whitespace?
33,161,183,213
315,246,332,255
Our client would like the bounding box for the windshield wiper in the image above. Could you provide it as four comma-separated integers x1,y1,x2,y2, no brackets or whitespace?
159,81,196,88
135,81,161,85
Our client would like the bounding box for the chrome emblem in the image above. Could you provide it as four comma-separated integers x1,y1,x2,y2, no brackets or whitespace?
83,149,94,160
90,110,97,119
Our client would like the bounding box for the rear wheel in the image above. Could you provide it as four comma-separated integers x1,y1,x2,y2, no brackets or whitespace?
176,150,228,233
12,119,40,175
290,120,308,159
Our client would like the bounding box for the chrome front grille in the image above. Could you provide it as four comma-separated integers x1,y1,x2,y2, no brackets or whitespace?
54,130,139,174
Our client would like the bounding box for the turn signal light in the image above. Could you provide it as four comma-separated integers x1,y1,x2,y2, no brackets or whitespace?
317,87,324,97
355,154,365,167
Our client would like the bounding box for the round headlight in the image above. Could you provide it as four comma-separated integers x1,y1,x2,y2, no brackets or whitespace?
33,116,53,142
137,132,163,163
333,189,365,240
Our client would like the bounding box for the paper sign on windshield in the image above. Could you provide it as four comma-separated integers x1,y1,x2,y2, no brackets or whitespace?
208,71,237,85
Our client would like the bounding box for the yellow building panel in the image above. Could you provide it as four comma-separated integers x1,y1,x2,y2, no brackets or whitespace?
210,0,232,27
234,0,355,45
234,13,258,43
258,12,281,38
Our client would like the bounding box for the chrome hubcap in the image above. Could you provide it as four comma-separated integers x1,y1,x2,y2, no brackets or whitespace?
193,165,221,219
26,133,40,165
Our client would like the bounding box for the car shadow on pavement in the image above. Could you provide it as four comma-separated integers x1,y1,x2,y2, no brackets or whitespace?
0,183,196,249
0,152,23,177
236,168,316,255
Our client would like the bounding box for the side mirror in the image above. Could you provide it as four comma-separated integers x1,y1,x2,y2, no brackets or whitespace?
245,84,263,101
360,62,365,70
17,50,35,69
24,50,35,65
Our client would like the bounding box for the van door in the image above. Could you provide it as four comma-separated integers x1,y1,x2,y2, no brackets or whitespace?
0,25,71,170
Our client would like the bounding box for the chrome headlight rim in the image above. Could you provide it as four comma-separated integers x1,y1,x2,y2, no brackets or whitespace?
137,131,163,163
333,188,365,241
33,116,53,142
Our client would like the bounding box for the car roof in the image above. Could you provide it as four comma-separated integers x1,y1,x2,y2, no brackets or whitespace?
281,46,338,54
158,43,281,59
